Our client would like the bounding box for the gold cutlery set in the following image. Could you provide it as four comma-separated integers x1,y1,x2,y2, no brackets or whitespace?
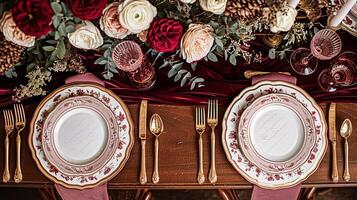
2,104,26,183
139,100,164,184
195,99,219,184
329,103,353,182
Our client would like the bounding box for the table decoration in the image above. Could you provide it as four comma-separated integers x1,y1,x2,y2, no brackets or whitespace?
340,118,352,181
0,0,326,101
29,83,134,189
222,80,327,189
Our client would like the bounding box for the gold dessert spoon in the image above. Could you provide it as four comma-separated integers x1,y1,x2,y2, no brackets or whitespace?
149,113,164,184
340,119,352,181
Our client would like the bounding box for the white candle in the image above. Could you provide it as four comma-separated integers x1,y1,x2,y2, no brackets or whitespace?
288,0,300,8
330,0,357,28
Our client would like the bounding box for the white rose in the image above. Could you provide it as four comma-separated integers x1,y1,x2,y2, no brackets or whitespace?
0,11,35,47
118,0,157,34
100,2,131,39
180,24,214,63
270,6,297,33
68,21,103,50
199,0,227,15
180,0,196,3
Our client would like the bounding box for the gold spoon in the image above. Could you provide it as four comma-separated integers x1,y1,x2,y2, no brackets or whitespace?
149,113,164,184
340,119,353,181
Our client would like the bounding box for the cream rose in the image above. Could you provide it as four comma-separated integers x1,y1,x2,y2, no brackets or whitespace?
180,0,196,3
100,2,130,39
199,0,227,15
0,11,35,47
118,0,157,34
180,24,214,63
270,6,297,33
68,21,103,50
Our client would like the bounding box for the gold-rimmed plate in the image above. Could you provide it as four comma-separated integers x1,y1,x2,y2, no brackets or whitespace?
29,83,134,189
221,81,327,189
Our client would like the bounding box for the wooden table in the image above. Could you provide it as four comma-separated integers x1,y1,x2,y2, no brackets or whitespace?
0,102,355,189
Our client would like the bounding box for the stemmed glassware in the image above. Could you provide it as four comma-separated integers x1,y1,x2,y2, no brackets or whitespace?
318,51,357,92
112,41,156,90
290,29,342,75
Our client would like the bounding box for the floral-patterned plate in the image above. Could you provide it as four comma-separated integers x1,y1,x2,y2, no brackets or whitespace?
42,95,119,176
238,93,316,174
29,83,134,189
222,81,327,189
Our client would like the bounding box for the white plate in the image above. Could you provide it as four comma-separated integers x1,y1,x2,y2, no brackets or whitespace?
249,104,305,162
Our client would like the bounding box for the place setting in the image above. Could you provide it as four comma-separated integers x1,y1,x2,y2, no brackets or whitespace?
0,0,356,199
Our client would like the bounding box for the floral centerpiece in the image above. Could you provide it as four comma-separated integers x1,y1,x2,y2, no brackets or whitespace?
0,0,319,100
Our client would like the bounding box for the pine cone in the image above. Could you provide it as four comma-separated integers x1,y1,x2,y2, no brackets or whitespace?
0,34,24,75
224,0,284,22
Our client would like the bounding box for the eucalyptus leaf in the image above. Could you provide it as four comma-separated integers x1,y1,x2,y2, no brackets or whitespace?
51,2,62,14
172,62,183,70
46,40,58,45
191,62,197,71
52,16,61,28
229,54,237,66
168,67,179,78
42,46,55,51
26,63,36,72
55,31,60,40
214,37,224,48
180,72,191,87
95,57,106,65
208,52,218,62
174,69,188,82
65,24,75,33
56,39,66,59
159,61,169,69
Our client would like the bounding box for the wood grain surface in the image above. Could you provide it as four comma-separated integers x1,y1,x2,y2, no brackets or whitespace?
0,103,355,189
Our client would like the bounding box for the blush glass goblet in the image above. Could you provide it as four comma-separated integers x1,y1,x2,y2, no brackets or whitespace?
112,41,143,72
290,29,342,75
318,51,357,92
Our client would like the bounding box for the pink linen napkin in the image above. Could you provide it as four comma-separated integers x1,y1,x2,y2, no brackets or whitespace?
54,72,109,200
250,72,301,200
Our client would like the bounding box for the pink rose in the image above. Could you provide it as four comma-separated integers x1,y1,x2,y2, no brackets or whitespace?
100,2,130,39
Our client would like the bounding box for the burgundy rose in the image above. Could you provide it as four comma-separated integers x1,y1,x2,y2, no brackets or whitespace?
147,18,184,53
66,0,108,20
12,0,53,37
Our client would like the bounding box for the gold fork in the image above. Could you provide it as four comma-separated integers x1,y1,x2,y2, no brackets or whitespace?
195,107,205,184
208,99,218,183
3,109,14,183
14,104,25,183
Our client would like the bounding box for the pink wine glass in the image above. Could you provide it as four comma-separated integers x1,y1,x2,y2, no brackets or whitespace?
290,29,342,75
112,41,143,72
318,51,356,92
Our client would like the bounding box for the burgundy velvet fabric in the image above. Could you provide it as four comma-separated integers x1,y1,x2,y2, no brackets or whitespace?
0,31,356,108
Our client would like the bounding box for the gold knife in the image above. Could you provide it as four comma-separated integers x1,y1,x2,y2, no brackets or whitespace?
139,100,148,184
329,103,339,183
